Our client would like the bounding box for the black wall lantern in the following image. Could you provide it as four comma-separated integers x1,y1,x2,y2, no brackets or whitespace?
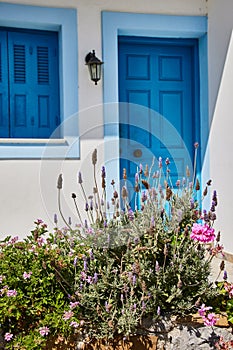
85,50,103,85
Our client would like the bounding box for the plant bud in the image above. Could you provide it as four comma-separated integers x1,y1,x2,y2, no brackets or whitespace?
57,174,63,189
195,178,200,191
92,149,97,165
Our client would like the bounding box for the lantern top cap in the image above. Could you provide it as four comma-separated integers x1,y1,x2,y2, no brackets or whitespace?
85,50,103,66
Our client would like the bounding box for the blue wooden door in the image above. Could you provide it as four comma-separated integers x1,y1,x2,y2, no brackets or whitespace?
118,36,199,205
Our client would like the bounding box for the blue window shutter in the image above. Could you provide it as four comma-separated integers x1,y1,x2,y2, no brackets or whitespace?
8,31,59,138
0,31,9,137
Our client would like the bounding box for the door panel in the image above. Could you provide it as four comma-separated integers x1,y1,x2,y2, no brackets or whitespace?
118,37,199,205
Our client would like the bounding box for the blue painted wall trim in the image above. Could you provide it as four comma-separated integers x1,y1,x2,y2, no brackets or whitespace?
0,3,79,159
102,11,208,164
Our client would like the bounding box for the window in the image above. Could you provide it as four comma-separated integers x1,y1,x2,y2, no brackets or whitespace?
0,28,59,138
0,3,78,159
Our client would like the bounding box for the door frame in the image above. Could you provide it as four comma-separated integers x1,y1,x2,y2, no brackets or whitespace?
102,11,208,191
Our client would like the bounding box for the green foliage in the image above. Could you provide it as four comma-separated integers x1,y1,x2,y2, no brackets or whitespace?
0,221,85,349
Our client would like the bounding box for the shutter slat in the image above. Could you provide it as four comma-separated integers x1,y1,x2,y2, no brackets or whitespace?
37,46,49,84
14,44,26,83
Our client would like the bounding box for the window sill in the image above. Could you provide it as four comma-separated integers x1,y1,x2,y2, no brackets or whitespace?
0,138,68,145
0,137,80,159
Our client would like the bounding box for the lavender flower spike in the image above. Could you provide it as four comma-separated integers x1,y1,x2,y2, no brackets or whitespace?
78,171,83,184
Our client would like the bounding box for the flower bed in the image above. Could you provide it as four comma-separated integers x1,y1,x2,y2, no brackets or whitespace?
1,146,233,350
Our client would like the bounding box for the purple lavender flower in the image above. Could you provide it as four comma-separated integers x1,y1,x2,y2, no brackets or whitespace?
223,270,228,280
141,191,147,202
83,260,88,272
157,306,161,315
190,198,194,209
132,274,136,285
102,166,106,178
80,271,87,281
54,214,58,224
93,272,98,284
142,301,146,311
135,172,139,183
78,171,83,184
128,208,134,221
73,256,77,266
89,249,94,260
90,199,93,211
150,216,155,228
105,301,111,313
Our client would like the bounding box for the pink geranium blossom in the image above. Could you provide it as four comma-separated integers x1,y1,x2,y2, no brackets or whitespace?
69,301,79,309
39,326,50,336
190,223,215,243
7,289,17,297
224,282,233,298
63,311,74,320
203,313,218,327
23,271,32,280
70,321,79,328
4,332,13,341
198,303,212,317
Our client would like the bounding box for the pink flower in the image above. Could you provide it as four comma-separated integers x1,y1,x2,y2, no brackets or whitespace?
70,321,79,328
224,283,233,298
4,332,13,341
7,289,17,297
198,303,212,317
8,236,19,245
63,311,74,320
69,301,79,309
23,271,32,280
190,223,215,243
0,275,4,283
37,237,45,246
203,313,218,327
39,326,50,336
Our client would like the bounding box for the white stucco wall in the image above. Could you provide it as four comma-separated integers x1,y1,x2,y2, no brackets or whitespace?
1,0,231,254
204,0,233,254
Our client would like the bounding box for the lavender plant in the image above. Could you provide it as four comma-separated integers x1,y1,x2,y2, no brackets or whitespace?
54,146,222,340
